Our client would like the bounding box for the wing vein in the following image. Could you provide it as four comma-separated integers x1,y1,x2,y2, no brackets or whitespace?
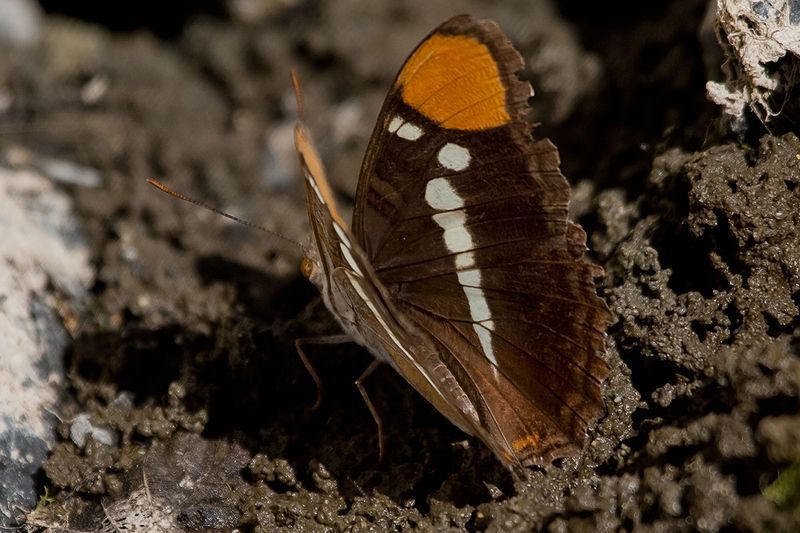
375,237,535,273
410,303,587,431
402,298,605,385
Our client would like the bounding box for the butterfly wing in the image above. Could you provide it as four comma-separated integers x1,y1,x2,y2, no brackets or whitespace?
296,122,491,445
350,15,613,467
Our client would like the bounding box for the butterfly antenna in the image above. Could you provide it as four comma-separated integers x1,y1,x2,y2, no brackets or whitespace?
146,178,304,251
291,69,305,121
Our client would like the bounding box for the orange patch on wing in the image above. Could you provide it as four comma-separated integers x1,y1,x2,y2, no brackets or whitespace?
397,34,510,131
512,433,540,453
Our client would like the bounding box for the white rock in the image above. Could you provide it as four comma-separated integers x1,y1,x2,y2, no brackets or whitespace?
0,0,42,47
0,167,92,525
69,413,116,448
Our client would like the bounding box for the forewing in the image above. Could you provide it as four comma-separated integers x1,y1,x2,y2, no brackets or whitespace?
351,15,612,467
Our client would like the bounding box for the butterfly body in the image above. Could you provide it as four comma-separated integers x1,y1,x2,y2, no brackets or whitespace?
297,124,479,437
294,15,612,476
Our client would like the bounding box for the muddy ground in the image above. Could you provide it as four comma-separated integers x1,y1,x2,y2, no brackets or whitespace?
2,0,799,531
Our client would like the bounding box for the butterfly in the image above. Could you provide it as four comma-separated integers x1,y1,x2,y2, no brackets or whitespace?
293,14,612,477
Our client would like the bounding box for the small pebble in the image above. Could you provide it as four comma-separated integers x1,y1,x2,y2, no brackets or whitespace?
69,413,116,448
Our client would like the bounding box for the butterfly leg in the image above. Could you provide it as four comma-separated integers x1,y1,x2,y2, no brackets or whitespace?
355,359,384,462
295,335,352,411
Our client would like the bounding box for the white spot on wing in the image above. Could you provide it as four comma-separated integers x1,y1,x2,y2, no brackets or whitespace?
344,272,442,393
347,271,385,330
396,122,423,141
456,268,481,287
437,143,471,171
339,243,363,276
462,286,491,322
333,221,362,275
455,252,475,268
473,323,497,366
305,171,324,203
425,178,464,210
388,116,403,133
458,270,494,326
431,209,466,230
332,221,351,248
427,168,496,368
442,226,474,254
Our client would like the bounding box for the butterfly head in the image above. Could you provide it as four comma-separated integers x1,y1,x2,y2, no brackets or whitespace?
300,255,315,278
300,250,323,287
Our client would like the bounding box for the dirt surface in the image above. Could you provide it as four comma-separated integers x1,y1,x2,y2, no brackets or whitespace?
2,0,799,531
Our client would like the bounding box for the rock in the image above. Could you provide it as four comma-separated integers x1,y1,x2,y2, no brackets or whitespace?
69,414,116,449
0,167,92,526
758,416,800,462
7,146,102,188
30,433,250,531
0,0,42,47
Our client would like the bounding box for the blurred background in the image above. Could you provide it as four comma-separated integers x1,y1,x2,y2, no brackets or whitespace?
1,0,798,530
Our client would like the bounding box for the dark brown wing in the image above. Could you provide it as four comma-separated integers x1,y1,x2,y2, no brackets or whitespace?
351,15,612,467
295,122,488,447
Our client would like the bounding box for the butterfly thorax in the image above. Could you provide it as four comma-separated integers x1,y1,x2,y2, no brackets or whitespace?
301,243,392,364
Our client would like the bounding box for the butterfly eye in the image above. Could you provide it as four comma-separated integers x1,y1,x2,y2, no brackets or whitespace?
300,257,315,279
